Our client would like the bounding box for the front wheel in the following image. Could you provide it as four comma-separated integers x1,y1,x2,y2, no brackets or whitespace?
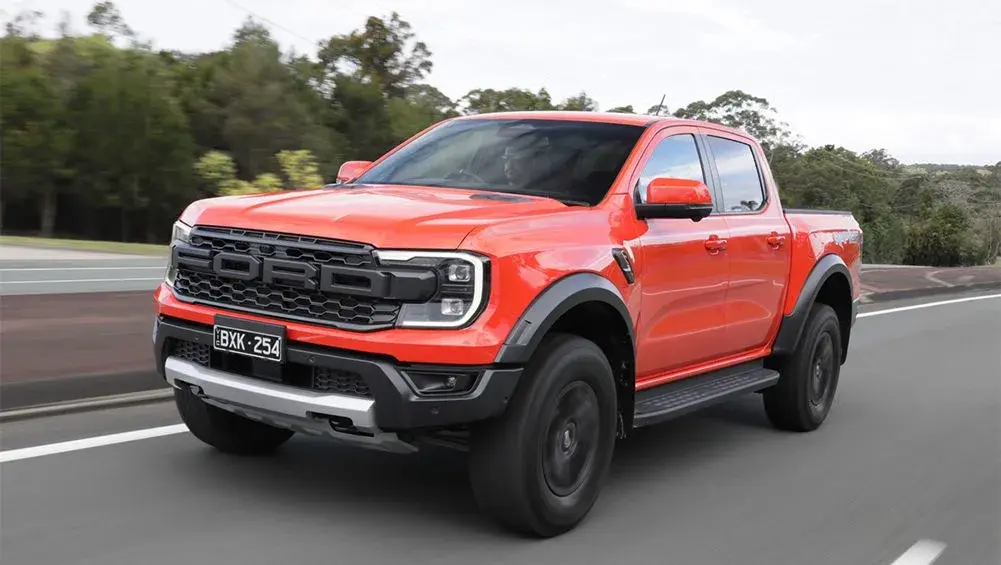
763,303,843,432
174,387,294,455
468,333,618,537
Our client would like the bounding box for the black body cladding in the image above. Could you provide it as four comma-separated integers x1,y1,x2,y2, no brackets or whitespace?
494,272,635,365
154,315,522,430
771,253,855,361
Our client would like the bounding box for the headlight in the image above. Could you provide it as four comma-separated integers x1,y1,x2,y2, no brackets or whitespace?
165,220,192,286
374,250,488,328
171,220,192,245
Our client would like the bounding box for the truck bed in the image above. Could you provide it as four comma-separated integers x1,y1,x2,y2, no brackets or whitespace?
781,208,863,316
783,207,854,216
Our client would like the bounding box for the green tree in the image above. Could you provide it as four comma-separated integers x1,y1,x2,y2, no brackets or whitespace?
460,87,554,114
0,2,993,263
557,91,598,111
318,12,432,98
330,74,396,159
771,144,906,263
387,84,458,141
861,148,901,172
208,20,334,180
607,105,635,113
673,90,795,153
86,1,134,42
196,149,322,194
69,45,195,240
277,149,323,188
0,35,72,236
194,150,239,193
904,203,978,266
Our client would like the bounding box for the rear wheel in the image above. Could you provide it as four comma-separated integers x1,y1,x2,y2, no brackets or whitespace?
468,333,618,537
764,303,843,432
174,387,294,455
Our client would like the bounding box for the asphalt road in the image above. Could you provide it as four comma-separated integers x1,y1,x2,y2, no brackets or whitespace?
2,293,999,565
0,245,166,295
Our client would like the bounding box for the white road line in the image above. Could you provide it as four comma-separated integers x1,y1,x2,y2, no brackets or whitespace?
0,277,163,284
890,539,947,565
0,424,188,463
3,292,1001,464
858,293,1001,318
0,266,164,272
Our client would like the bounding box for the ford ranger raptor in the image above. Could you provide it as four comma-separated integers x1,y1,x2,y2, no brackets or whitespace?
153,111,863,537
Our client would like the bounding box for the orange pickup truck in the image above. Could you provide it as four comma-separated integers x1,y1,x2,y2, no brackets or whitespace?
153,111,862,537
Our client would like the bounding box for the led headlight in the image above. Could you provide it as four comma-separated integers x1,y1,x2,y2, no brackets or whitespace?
164,220,192,286
171,220,192,245
374,250,488,328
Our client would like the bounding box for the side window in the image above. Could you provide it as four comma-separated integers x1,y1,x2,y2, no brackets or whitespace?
635,134,706,203
707,135,765,213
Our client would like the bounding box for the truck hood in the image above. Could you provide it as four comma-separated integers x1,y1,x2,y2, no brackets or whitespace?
183,184,572,250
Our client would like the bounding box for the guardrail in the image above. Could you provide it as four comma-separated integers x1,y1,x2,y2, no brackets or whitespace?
1,266,999,417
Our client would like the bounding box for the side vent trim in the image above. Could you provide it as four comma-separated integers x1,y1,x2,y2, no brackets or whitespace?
611,248,635,284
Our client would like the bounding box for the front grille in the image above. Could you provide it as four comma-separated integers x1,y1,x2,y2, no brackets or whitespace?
190,227,375,267
172,227,402,329
167,337,373,398
313,367,372,397
172,339,211,366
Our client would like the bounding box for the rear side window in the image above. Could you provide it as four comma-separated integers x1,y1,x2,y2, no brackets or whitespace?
635,134,706,203
707,136,765,212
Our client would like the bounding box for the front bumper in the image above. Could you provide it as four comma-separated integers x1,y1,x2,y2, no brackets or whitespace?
154,315,522,450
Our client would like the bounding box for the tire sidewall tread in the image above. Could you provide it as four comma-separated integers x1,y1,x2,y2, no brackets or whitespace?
175,387,294,456
764,303,842,432
469,333,618,537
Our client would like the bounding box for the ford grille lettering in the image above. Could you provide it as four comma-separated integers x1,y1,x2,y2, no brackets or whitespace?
171,244,436,300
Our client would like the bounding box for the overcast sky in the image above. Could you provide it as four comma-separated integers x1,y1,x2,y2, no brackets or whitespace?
9,0,1001,165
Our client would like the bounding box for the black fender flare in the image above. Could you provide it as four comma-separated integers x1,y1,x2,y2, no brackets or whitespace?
493,272,635,365
771,253,853,358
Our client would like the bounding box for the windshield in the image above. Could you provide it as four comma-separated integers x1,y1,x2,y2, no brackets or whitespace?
350,118,645,206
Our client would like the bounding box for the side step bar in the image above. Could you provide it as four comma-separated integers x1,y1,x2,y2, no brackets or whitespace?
633,363,780,428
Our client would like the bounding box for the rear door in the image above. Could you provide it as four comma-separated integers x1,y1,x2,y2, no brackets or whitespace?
700,129,792,356
632,126,732,384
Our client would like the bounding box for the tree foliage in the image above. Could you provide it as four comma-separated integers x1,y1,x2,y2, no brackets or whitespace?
672,89,796,154
1,3,997,265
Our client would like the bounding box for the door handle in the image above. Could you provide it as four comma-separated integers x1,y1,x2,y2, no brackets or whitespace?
766,232,786,248
705,235,727,254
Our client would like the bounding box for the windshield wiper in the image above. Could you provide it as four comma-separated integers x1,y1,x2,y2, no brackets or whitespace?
516,190,591,207
328,182,375,189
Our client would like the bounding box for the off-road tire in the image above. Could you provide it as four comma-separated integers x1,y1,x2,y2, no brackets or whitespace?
468,333,618,537
174,387,294,455
764,302,843,432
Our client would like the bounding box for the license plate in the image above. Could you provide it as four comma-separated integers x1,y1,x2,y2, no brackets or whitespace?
213,316,286,363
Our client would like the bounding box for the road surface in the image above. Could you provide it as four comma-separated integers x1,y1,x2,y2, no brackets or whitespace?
0,245,166,295
2,292,999,565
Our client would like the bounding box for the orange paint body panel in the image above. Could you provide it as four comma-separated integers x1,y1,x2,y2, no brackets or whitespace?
781,212,864,315
155,111,861,396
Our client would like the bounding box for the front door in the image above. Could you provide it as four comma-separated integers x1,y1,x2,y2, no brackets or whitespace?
632,127,732,386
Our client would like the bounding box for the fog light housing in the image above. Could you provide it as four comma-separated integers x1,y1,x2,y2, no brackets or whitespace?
404,370,478,395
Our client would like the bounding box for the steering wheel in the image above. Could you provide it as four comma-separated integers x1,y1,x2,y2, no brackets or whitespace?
444,169,487,184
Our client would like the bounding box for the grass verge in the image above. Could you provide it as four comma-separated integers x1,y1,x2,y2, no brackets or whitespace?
0,235,168,256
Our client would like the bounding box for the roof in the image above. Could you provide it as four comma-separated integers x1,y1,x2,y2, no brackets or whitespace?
455,110,667,126
453,110,748,137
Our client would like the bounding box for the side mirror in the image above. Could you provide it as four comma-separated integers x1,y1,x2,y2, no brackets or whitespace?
635,177,714,221
336,160,373,183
